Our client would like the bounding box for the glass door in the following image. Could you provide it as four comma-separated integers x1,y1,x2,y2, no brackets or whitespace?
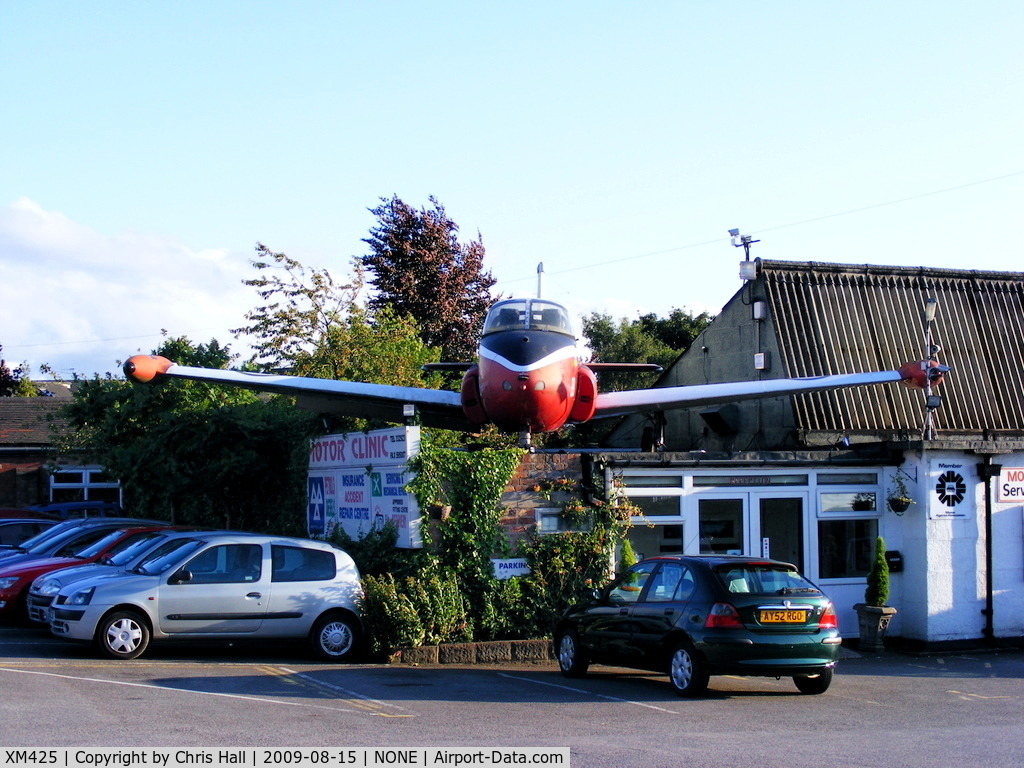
755,495,806,571
698,497,745,555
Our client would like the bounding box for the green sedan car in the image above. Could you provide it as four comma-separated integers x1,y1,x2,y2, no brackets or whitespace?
554,555,842,696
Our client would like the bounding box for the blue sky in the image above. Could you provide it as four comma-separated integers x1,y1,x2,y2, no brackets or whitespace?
2,1,1021,377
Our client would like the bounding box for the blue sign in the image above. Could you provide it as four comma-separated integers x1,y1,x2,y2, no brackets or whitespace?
307,476,326,535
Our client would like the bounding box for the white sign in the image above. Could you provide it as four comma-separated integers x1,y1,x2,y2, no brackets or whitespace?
928,459,970,519
997,467,1024,503
491,558,531,580
308,427,422,548
309,426,420,469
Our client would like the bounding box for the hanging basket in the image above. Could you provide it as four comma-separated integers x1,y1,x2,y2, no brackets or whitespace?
887,496,912,514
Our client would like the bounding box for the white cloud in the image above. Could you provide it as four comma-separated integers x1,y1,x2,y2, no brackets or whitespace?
0,199,256,376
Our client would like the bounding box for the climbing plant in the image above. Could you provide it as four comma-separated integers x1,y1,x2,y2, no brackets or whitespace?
407,440,526,638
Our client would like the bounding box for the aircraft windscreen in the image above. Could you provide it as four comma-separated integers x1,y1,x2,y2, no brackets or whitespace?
483,300,574,337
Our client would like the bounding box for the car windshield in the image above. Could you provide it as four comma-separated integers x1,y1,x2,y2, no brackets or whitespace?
102,532,169,566
28,525,103,554
72,529,134,559
12,521,78,552
712,563,821,595
133,538,206,575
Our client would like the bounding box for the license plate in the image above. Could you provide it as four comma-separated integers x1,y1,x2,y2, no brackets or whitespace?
759,609,808,623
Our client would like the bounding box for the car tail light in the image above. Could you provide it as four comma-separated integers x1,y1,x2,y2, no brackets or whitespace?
819,603,838,629
705,602,744,629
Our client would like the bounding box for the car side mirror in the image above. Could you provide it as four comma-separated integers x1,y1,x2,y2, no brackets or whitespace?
591,588,602,602
168,569,193,585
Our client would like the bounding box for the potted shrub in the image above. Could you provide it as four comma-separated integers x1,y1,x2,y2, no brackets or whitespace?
886,473,915,515
853,536,897,652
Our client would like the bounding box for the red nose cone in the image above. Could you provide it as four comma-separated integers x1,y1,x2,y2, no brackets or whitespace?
123,355,173,383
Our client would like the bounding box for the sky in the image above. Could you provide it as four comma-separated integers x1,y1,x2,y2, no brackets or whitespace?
1,1,1021,378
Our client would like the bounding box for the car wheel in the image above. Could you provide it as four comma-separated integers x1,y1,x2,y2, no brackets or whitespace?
97,611,150,660
668,642,709,697
556,629,589,678
794,667,834,694
310,614,359,662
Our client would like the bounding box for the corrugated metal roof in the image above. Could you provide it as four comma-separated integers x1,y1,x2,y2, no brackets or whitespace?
759,259,1024,437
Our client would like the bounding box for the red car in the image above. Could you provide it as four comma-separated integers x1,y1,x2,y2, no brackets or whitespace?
0,525,170,623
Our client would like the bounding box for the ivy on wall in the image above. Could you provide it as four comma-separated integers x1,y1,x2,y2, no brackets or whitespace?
407,441,526,639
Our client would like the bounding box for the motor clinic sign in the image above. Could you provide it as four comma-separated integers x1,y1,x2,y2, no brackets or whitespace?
307,427,422,548
997,467,1024,503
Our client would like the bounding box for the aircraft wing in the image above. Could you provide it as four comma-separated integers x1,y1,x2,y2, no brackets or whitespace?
592,369,909,419
124,356,473,431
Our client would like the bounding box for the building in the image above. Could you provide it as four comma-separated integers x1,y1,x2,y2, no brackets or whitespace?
0,390,120,510
593,258,1024,650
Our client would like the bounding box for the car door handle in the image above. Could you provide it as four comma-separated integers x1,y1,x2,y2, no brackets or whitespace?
246,592,262,599
619,608,629,615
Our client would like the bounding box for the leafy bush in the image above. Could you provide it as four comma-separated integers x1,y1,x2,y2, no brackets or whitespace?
359,573,424,655
864,536,890,607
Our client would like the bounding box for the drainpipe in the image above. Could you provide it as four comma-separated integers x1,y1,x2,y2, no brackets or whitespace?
976,458,1002,644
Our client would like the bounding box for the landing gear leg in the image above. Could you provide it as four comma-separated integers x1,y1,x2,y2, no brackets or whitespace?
640,413,666,452
518,429,534,451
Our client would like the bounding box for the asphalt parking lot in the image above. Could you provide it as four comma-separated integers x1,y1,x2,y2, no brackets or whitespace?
1,624,1022,768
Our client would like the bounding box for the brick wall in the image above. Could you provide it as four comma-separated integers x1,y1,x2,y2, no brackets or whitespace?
498,452,585,550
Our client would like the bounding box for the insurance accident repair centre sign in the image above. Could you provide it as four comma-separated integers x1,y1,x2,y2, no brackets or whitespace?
307,427,422,548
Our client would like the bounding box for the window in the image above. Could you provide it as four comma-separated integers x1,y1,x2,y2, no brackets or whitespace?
182,544,263,584
820,491,877,513
818,518,878,579
50,467,121,504
608,562,658,605
632,496,681,517
644,563,695,603
711,563,817,595
536,507,591,534
619,474,683,488
272,545,337,582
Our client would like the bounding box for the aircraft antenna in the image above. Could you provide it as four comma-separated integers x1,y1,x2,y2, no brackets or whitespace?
537,262,544,298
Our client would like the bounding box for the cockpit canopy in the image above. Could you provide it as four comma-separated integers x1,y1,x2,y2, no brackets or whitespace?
483,299,575,338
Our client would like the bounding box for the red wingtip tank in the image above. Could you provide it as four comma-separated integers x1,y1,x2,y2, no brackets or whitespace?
123,355,174,383
897,360,946,390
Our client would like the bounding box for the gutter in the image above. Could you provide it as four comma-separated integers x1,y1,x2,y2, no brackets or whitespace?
977,457,1003,643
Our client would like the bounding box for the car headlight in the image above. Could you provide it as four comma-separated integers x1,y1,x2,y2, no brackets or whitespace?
36,579,62,596
0,577,20,590
67,587,95,606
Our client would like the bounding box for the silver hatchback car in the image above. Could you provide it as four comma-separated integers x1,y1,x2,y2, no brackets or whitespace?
48,533,362,661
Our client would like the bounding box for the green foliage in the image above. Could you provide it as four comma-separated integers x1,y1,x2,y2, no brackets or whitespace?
581,307,714,392
511,528,616,638
328,522,426,579
361,195,497,362
356,554,472,655
402,560,473,646
232,243,363,374
864,536,890,607
407,441,525,640
0,345,39,396
359,573,425,655
619,537,638,570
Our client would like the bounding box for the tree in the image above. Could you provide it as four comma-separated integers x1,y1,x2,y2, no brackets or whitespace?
0,345,38,396
637,307,715,351
232,243,364,374
360,195,497,362
582,307,714,392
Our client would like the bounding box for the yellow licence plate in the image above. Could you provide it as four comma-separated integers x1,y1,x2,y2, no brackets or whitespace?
759,609,808,623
